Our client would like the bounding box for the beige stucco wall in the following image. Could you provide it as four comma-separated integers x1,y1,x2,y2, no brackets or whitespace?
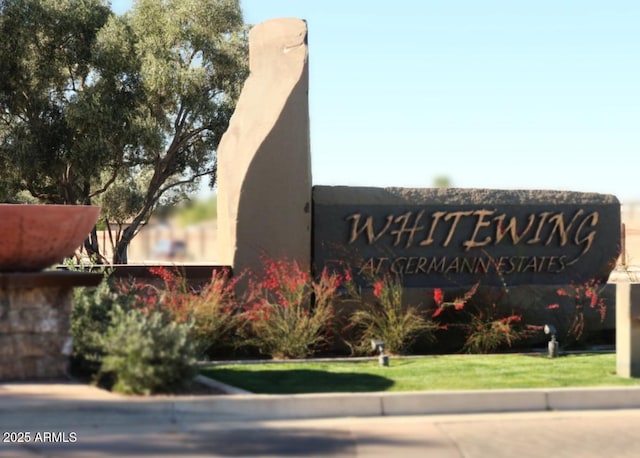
96,221,218,264
621,203,640,266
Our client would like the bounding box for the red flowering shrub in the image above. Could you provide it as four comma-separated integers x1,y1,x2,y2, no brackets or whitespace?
548,279,607,343
462,306,526,354
430,283,531,353
147,266,242,358
431,282,479,318
240,258,341,359
433,288,444,307
345,273,439,355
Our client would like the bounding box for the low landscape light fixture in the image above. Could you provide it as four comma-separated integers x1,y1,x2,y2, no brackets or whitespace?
371,339,389,367
544,324,559,358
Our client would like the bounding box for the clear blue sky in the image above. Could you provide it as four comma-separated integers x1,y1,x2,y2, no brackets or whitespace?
112,0,639,202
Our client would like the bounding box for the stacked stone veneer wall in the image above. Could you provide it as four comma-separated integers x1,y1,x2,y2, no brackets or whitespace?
0,272,101,380
0,287,73,379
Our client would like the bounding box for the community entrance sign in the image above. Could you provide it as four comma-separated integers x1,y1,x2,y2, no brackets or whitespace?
217,18,621,290
313,187,620,287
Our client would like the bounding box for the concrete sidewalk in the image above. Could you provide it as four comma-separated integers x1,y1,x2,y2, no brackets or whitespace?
5,380,640,457
4,380,640,427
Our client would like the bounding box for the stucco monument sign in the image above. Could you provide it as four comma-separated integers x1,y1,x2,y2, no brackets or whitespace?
217,18,621,291
314,187,621,288
217,17,637,373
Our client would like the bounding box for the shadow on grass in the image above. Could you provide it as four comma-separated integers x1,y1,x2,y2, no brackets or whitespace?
203,368,394,394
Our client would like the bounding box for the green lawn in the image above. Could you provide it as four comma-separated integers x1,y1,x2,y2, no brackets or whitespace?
200,353,640,394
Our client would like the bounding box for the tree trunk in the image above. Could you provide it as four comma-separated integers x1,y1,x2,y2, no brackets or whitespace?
113,228,131,264
113,220,147,264
83,226,104,264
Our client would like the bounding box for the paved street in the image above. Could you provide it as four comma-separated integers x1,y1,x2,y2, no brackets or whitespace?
2,409,640,457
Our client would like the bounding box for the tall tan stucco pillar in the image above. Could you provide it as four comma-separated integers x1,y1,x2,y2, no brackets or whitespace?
617,283,640,377
217,18,311,276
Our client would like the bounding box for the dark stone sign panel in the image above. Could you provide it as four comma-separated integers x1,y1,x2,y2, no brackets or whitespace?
313,186,621,287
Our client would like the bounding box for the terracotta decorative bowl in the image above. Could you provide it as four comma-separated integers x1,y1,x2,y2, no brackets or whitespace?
0,204,101,272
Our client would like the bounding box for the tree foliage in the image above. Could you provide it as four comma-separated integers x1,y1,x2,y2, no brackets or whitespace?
0,0,123,205
433,175,452,189
0,0,248,263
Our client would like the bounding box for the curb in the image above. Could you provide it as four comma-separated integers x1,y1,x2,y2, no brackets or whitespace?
193,374,252,395
4,385,640,424
171,386,640,419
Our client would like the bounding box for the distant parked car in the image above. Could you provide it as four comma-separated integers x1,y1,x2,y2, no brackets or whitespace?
153,239,187,260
